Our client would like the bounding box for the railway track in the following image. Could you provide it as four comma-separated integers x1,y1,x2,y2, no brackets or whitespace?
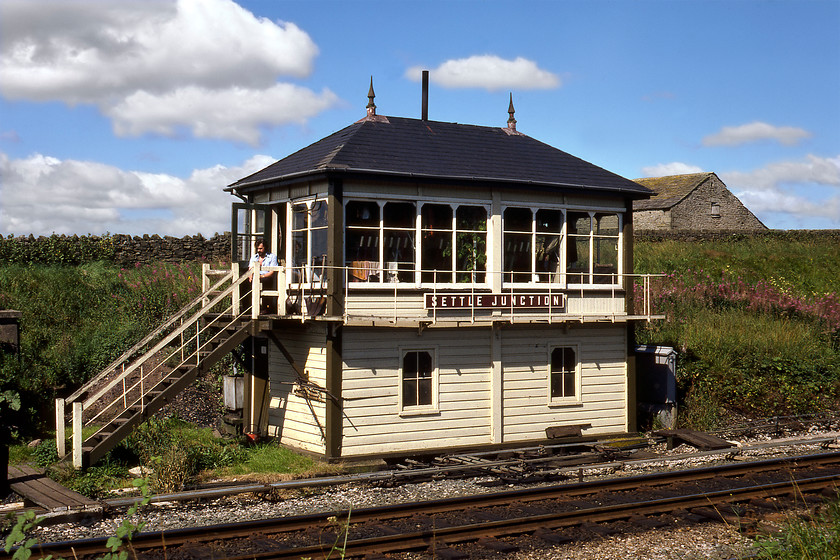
12,450,840,560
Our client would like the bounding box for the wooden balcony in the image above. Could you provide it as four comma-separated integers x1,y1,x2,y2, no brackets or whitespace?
243,263,666,327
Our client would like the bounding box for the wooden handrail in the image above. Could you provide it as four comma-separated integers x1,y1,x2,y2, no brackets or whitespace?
64,271,234,403
80,271,251,409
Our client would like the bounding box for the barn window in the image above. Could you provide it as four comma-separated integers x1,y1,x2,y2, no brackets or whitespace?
710,202,721,218
402,350,435,410
549,346,578,402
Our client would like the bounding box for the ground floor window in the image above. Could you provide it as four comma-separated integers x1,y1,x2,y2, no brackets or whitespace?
549,346,579,403
401,350,435,410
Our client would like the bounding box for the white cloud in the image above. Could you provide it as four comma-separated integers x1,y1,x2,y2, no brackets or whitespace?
721,155,840,226
703,122,812,147
0,0,335,143
407,55,560,91
639,162,704,177
107,85,339,145
0,151,275,236
721,155,840,191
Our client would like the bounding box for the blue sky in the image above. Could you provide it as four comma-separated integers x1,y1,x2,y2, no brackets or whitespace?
1,0,838,236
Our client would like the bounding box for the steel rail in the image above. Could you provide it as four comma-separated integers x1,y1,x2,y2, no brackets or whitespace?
237,473,840,560
101,437,840,509
12,450,840,560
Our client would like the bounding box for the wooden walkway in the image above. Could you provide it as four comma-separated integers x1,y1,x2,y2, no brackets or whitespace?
7,464,104,520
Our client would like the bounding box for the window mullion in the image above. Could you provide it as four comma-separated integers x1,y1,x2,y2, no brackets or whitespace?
415,205,421,285
450,206,457,277
378,202,384,284
588,212,595,284
531,210,537,282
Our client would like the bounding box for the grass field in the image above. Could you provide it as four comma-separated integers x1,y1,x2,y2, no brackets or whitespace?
635,234,840,428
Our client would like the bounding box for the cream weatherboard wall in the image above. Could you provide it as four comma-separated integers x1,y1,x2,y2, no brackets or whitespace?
501,324,628,442
336,323,628,458
340,327,493,457
266,325,328,455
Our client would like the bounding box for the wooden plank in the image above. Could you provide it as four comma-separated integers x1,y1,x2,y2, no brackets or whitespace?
546,424,591,439
8,465,100,511
655,429,735,451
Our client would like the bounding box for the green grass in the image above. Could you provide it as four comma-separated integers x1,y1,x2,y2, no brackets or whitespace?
0,261,205,441
635,234,840,429
754,498,840,559
635,235,840,298
221,442,322,476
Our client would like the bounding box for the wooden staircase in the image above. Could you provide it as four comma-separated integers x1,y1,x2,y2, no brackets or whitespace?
56,264,260,468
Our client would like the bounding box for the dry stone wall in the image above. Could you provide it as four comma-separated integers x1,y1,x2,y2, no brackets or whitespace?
0,232,231,266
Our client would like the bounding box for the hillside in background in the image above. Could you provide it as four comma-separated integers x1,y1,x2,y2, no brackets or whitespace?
634,232,840,428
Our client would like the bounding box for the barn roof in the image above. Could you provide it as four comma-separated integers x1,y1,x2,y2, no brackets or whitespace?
632,172,715,210
228,115,651,198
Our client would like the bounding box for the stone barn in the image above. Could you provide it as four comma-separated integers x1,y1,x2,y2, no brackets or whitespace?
633,172,766,232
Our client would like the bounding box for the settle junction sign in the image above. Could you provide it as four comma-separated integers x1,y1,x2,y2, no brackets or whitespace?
425,293,566,311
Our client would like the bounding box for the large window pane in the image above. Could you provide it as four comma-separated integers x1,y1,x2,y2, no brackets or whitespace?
593,213,619,284
291,200,329,283
504,207,533,283
535,209,562,283
421,204,453,283
456,206,487,283
384,202,415,282
291,204,308,277
566,212,590,284
345,201,380,282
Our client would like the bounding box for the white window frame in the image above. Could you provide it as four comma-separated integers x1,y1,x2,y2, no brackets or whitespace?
547,344,582,406
288,196,328,286
344,197,490,289
565,210,623,289
398,347,439,416
419,201,489,287
501,204,567,288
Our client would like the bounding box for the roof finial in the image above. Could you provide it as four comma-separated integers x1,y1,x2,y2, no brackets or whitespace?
366,76,376,117
506,92,517,131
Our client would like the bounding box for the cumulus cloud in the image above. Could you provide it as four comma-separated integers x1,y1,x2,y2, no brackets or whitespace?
721,155,840,226
703,121,812,147
0,151,275,236
639,162,704,177
407,55,560,91
0,0,336,144
721,155,840,191
107,84,338,145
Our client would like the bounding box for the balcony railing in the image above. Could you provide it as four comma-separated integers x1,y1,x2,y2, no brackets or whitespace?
234,262,666,325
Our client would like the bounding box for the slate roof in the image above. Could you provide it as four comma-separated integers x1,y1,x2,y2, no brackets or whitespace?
229,116,651,198
632,172,714,210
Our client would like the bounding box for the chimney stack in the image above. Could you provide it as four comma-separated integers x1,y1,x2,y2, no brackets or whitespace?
421,70,429,121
